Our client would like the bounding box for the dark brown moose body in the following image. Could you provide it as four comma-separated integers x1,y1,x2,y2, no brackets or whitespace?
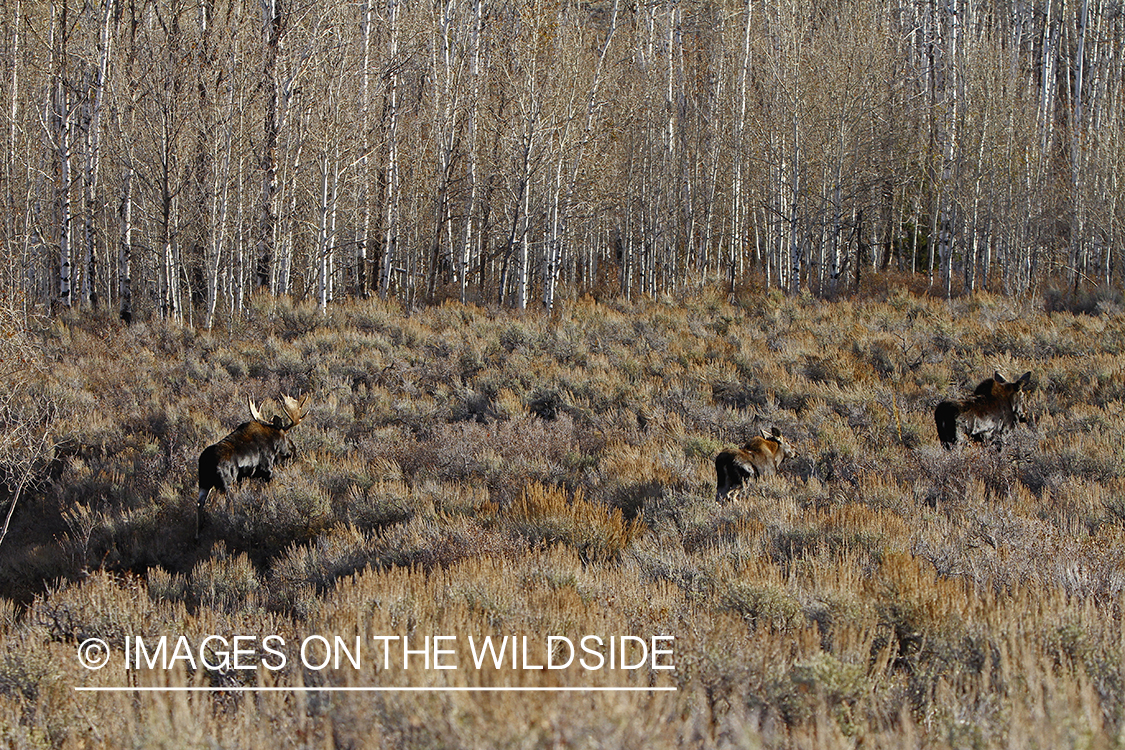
934,371,1030,449
197,393,310,535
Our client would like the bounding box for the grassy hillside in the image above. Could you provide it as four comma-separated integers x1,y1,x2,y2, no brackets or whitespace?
1,289,1124,748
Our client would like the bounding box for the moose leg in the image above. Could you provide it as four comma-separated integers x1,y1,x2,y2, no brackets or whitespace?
196,488,210,539
254,456,274,481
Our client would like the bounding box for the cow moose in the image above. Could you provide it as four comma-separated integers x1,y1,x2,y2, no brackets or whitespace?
715,427,798,501
197,393,311,535
934,371,1031,449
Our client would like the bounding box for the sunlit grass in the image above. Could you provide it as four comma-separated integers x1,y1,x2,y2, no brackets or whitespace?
0,291,1122,747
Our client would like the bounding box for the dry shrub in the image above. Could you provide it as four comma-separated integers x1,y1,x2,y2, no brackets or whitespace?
599,439,694,490
27,571,168,649
210,477,333,555
721,582,804,630
712,378,768,412
771,653,867,726
5,292,1125,747
336,480,418,529
186,549,263,614
268,524,376,613
504,483,644,562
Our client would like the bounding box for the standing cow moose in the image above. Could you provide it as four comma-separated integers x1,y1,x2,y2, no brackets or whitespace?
197,393,311,536
934,371,1031,449
714,427,798,501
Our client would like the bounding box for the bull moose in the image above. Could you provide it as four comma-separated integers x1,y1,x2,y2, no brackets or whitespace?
197,393,311,535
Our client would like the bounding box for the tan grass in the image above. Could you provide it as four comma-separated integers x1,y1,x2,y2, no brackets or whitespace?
0,293,1123,747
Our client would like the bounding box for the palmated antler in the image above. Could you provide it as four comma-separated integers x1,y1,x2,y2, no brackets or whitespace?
279,393,311,429
248,396,266,423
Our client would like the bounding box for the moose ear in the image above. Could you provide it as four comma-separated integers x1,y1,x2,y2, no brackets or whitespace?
993,371,1007,383
770,426,782,438
1016,371,1031,388
760,428,771,439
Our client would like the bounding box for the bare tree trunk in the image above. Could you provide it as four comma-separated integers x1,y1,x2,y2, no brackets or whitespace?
428,0,458,303
233,142,248,320
729,0,752,294
544,0,619,311
357,0,374,299
277,104,304,298
380,0,400,300
204,56,235,331
160,135,178,322
5,0,22,312
51,0,74,311
81,1,113,311
257,0,284,292
1070,0,1090,294
460,0,486,305
317,145,340,310
516,98,537,311
118,163,133,325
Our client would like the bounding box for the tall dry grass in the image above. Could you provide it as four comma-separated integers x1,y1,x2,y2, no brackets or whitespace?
0,290,1122,748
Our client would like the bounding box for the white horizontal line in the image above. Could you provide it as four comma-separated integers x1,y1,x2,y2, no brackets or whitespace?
75,686,677,693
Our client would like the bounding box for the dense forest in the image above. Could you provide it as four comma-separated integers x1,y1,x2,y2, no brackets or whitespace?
1,0,1123,324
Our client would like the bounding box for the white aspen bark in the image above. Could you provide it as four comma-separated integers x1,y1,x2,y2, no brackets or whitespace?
1070,0,1089,291
700,17,724,279
1038,0,1057,179
516,104,536,311
829,99,847,295
968,131,986,292
639,5,655,298
6,0,20,310
358,0,373,298
1108,172,1118,286
318,150,331,309
118,165,133,324
82,1,112,310
429,0,457,302
50,1,73,310
662,1,677,295
258,0,283,292
622,159,634,300
544,0,618,310
544,158,564,312
277,104,304,297
114,49,136,324
328,150,340,304
234,147,247,319
459,0,483,305
380,0,400,299
937,0,959,298
788,114,801,294
673,1,689,291
204,74,235,331
766,132,778,290
160,141,177,323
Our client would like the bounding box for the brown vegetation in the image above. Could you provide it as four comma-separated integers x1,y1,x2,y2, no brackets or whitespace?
1,290,1124,748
